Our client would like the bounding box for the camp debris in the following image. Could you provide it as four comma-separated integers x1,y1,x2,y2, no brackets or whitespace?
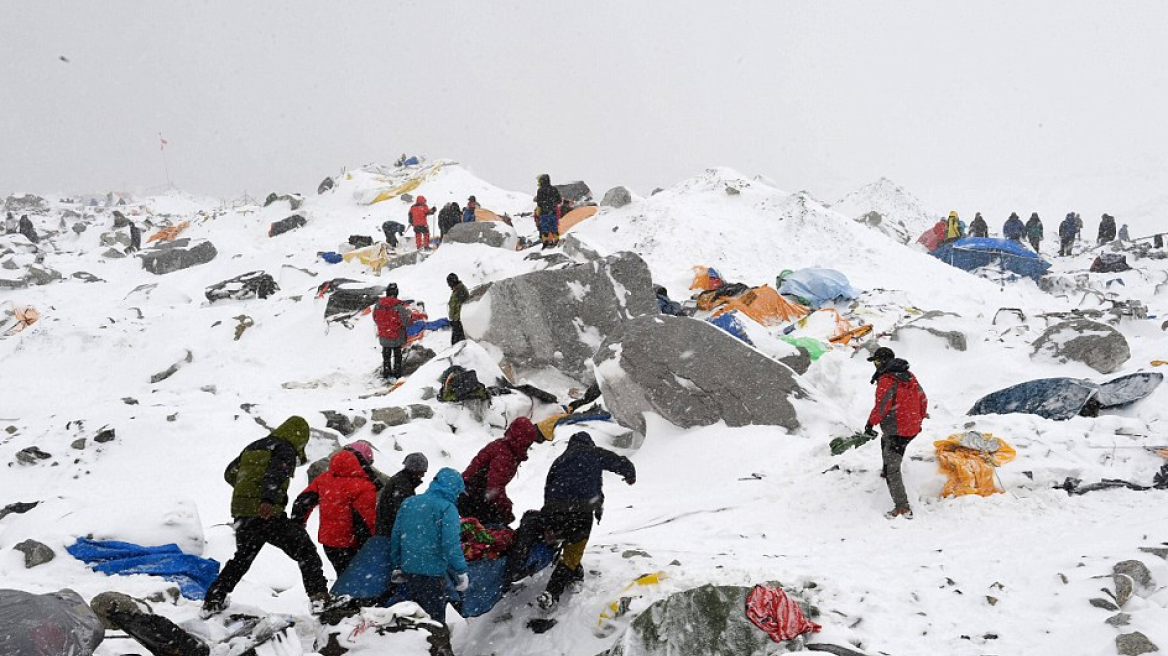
370,163,444,204
690,265,725,291
1090,252,1132,273
745,584,822,643
559,205,599,233
146,220,190,244
934,431,1016,497
931,237,1051,281
776,268,858,309
204,271,279,302
341,242,393,274
969,372,1163,421
711,285,808,326
0,589,104,656
829,431,876,456
596,571,668,636
0,302,39,337
66,537,221,600
780,336,828,361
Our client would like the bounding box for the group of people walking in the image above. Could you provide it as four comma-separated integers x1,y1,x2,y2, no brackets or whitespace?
944,209,1127,256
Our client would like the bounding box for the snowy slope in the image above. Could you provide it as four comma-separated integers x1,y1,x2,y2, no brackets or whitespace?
2,162,1168,656
831,177,939,240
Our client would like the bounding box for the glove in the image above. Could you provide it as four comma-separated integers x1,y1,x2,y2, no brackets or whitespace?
454,573,470,592
594,506,604,524
391,569,406,584
863,424,876,437
625,476,636,486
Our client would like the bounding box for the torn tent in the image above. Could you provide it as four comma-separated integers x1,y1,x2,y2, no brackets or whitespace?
0,589,104,656
146,221,190,243
776,268,858,309
708,311,752,344
931,237,1051,281
204,271,279,302
690,266,725,291
341,242,392,274
66,538,220,600
934,432,1016,497
559,206,599,233
1,302,39,336
711,285,807,326
969,372,1163,420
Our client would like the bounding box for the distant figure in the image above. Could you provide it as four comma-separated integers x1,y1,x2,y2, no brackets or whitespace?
4,212,16,234
1002,212,1025,243
1024,212,1043,253
408,196,436,251
1058,213,1078,256
381,220,405,249
437,203,461,239
945,211,962,242
534,174,562,249
17,215,38,244
373,283,413,381
969,212,989,238
446,273,469,345
1073,212,1084,240
1098,213,1117,244
128,223,142,253
1119,224,1131,242
864,347,928,520
459,417,541,526
202,416,328,616
291,441,378,577
375,453,429,538
463,196,478,223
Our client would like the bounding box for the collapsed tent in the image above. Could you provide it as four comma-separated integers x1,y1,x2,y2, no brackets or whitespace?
968,372,1163,420
559,206,599,233
934,432,1016,497
917,221,947,251
474,207,504,223
931,237,1051,281
0,302,39,336
0,589,105,656
370,163,444,204
776,268,858,309
712,285,808,326
66,538,220,600
204,271,279,302
690,266,725,291
341,242,393,274
146,221,190,244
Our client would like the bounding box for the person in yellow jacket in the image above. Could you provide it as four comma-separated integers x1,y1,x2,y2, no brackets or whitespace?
945,211,963,242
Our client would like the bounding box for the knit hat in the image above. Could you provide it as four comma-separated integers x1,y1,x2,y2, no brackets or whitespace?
386,283,399,297
403,452,428,473
446,273,460,286
347,440,374,464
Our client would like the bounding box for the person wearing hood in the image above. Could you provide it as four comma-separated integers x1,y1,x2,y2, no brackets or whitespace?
1098,213,1117,244
203,416,328,615
381,220,406,249
944,211,962,242
436,202,461,240
525,431,636,611
458,417,541,526
446,273,470,345
376,452,429,538
1024,212,1044,253
128,223,142,253
534,173,563,249
373,283,413,380
968,212,989,238
1119,224,1131,242
291,441,379,577
1058,212,1078,256
463,196,478,223
389,468,469,623
17,214,38,244
1002,212,1025,243
864,347,928,520
408,196,436,251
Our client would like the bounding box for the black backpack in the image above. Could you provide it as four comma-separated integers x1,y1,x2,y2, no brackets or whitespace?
438,365,490,402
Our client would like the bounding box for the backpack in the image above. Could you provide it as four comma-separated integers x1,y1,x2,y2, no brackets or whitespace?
438,365,490,402
376,303,405,340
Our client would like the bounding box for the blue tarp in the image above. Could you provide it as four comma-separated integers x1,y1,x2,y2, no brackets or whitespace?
66,538,220,600
407,318,450,337
968,372,1163,421
931,237,1051,281
777,268,858,309
332,536,555,618
708,311,753,345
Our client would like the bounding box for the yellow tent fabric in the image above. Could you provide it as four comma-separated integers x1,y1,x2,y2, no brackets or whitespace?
341,243,392,274
560,206,598,233
712,285,807,326
934,432,1016,497
536,413,569,441
147,220,190,243
370,163,445,204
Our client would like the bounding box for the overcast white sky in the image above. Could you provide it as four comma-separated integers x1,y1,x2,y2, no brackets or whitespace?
2,1,1166,222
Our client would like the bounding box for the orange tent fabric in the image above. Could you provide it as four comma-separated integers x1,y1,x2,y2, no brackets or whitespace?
712,285,808,326
474,208,503,223
147,221,190,243
559,206,598,233
934,432,1016,497
3,305,40,336
690,266,724,291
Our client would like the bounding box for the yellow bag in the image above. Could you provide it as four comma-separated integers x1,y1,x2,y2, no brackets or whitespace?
934,432,1016,497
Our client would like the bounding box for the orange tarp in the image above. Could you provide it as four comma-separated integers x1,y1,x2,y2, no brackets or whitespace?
712,285,807,326
934,432,1016,497
560,206,598,233
147,221,190,243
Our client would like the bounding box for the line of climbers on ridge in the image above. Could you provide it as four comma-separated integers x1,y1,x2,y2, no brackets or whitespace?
934,210,1126,256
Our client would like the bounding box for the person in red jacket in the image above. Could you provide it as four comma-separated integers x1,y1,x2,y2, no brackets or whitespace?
291,444,379,577
458,417,541,526
409,196,436,251
373,284,413,380
864,347,928,519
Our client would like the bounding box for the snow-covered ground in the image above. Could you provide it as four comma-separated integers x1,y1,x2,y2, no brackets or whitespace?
2,160,1167,656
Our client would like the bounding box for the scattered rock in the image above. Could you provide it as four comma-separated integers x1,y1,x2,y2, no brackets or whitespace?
441,221,518,249
1107,613,1132,628
71,222,86,234
621,549,650,559
5,425,16,434
1116,632,1158,656
71,271,103,283
371,422,387,435
408,404,434,420
986,595,999,606
94,427,116,443
122,397,139,405
464,252,658,379
150,349,193,383
371,407,409,426
71,438,86,450
317,177,335,195
894,324,968,351
351,416,367,430
233,315,254,341
102,247,126,259
724,185,741,196
1113,573,1135,607
268,214,307,237
13,539,55,568
16,447,52,465
1139,547,1168,560
420,387,436,401
384,250,425,272
100,231,131,248
0,501,39,521
140,239,218,275
595,314,808,435
323,411,357,436
1090,597,1120,611
25,264,62,286
166,413,178,422
264,193,304,211
1032,319,1130,374
601,186,632,208
1114,560,1155,589
201,385,217,394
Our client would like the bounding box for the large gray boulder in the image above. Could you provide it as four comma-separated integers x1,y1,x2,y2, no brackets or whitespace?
594,314,807,435
140,239,218,275
601,186,633,208
555,181,592,203
463,252,657,379
441,221,517,249
1032,319,1130,374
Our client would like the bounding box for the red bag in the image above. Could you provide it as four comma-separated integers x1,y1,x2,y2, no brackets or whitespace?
745,584,822,642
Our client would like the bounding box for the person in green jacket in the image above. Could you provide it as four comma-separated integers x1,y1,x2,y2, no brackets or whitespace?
447,273,470,345
202,416,329,616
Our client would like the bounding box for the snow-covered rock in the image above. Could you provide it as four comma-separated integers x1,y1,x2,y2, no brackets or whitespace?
1031,318,1131,374
831,177,937,241
441,221,518,249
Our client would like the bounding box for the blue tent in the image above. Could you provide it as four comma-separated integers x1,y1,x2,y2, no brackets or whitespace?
777,268,858,309
707,311,752,345
932,237,1051,281
66,538,220,600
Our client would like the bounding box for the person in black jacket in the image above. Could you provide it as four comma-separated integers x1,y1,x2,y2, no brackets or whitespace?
509,432,635,610
534,174,562,249
375,452,429,537
968,212,989,238
1098,213,1117,244
17,215,38,244
437,203,461,241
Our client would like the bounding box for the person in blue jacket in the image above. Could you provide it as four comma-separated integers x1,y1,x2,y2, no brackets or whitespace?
1003,212,1025,243
389,468,469,623
463,196,478,223
1058,212,1078,256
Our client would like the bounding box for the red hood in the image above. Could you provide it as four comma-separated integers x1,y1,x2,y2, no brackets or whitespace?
416,196,427,205
328,449,366,479
503,417,539,455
